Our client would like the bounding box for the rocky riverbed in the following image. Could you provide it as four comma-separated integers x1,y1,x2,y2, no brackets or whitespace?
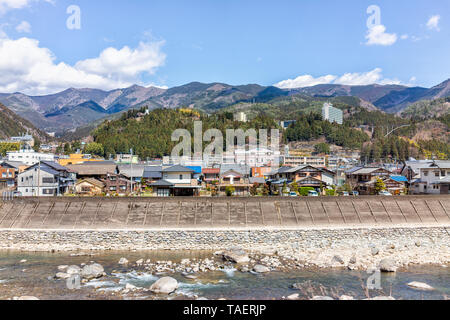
0,250,449,300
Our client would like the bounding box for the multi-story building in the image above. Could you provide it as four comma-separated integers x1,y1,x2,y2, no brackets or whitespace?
322,103,343,125
7,149,55,166
234,112,247,123
410,161,450,194
0,163,15,189
282,155,326,167
17,161,74,196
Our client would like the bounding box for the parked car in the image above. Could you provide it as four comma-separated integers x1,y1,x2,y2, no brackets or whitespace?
308,190,319,197
289,192,298,197
342,192,350,197
352,191,359,196
378,191,393,196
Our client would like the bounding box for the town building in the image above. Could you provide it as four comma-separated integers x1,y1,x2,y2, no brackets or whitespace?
9,133,34,147
66,161,118,181
150,165,200,197
7,148,55,166
0,163,16,189
101,173,134,196
234,112,247,122
322,103,343,125
345,167,392,195
74,178,105,196
202,168,220,183
279,120,297,130
282,155,327,167
410,161,450,195
58,153,103,166
17,161,74,196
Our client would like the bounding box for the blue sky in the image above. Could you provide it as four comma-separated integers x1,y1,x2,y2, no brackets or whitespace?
0,0,448,94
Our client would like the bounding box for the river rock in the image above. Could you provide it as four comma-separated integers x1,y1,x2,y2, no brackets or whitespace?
222,249,250,264
125,283,137,290
311,296,334,300
81,263,104,280
371,247,380,256
118,258,129,265
368,296,396,300
253,265,270,273
339,295,354,300
407,282,434,291
287,294,301,300
55,272,70,279
332,255,344,265
379,258,397,272
17,296,39,300
150,277,178,294
57,265,69,272
66,265,82,275
136,259,144,266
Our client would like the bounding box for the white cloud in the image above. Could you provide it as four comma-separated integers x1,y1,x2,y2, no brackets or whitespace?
365,25,397,46
400,34,409,40
426,15,440,31
0,36,166,95
274,74,337,89
15,20,31,33
0,0,54,14
274,68,403,89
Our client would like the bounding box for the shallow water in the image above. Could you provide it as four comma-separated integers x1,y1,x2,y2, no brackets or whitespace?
0,251,448,300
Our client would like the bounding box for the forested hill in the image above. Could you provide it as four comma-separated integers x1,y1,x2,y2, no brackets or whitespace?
0,103,49,142
91,108,280,159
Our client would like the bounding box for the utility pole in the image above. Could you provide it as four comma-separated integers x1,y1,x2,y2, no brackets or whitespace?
37,160,41,197
130,148,133,196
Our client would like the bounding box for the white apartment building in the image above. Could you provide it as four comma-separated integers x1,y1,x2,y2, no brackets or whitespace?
282,156,326,167
234,112,247,123
411,161,450,194
7,149,55,166
322,103,343,125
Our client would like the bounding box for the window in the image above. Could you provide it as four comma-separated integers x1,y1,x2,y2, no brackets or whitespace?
120,185,127,191
109,186,117,191
42,177,54,184
110,176,117,181
179,174,183,180
435,171,440,177
43,189,54,195
424,171,428,177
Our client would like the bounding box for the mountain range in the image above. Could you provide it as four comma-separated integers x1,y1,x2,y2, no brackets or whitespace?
0,79,448,134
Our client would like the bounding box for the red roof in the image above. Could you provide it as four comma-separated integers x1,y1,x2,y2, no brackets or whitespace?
202,168,220,174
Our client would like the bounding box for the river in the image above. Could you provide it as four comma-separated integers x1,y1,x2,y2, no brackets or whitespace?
0,251,448,300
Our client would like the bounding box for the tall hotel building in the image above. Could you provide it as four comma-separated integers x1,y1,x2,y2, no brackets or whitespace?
322,103,343,125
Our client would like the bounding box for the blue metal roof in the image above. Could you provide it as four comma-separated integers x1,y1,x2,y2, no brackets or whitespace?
390,175,408,183
186,166,202,174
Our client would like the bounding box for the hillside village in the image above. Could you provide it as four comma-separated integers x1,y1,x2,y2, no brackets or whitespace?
1,102,449,198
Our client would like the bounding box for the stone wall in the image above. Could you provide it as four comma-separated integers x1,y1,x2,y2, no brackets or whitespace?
1,226,448,253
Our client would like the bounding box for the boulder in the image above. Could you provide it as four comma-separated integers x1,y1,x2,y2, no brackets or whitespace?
339,295,354,300
222,249,250,264
407,282,434,291
253,265,270,273
66,265,82,275
118,258,129,265
287,294,301,300
55,272,70,279
150,277,178,294
379,258,397,273
81,263,104,280
57,265,69,272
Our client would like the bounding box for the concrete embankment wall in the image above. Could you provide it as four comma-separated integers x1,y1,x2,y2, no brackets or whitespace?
0,196,449,253
0,196,449,230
